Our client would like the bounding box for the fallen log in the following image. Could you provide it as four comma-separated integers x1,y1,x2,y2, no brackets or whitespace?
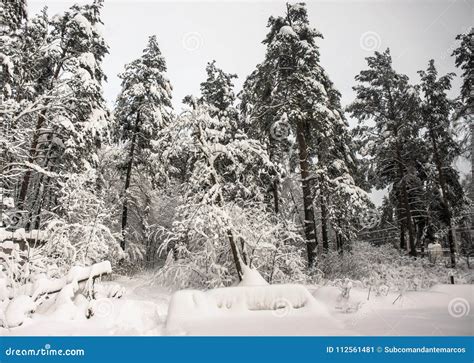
6,261,113,301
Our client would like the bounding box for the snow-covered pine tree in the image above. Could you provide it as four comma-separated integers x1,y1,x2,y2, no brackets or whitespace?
418,60,467,267
310,73,370,252
2,1,109,232
114,35,173,250
241,3,323,265
240,3,368,263
452,28,473,208
0,0,29,223
0,0,27,31
348,49,422,256
2,9,55,228
200,60,238,123
452,28,473,119
12,1,110,226
240,63,287,215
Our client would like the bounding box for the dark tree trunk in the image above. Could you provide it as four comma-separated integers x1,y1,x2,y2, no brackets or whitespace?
400,179,417,256
18,55,65,211
228,230,244,280
396,146,417,257
417,220,426,256
272,179,280,214
268,136,280,214
400,221,406,250
471,122,474,227
336,231,344,255
320,195,329,252
121,112,141,250
17,110,46,210
296,119,318,267
429,130,456,267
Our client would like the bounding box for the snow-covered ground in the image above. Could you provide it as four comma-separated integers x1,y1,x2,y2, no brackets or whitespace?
1,272,472,336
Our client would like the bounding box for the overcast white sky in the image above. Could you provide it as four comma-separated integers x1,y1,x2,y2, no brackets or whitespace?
29,0,472,203
29,0,470,107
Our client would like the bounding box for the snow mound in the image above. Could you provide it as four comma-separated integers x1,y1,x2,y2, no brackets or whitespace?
4,295,36,328
166,283,331,334
238,266,269,287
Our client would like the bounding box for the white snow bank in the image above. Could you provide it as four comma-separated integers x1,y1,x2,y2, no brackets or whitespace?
238,266,269,287
2,277,170,336
4,295,36,328
166,283,332,334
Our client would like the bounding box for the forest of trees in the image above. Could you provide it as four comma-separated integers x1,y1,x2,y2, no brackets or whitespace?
1,0,472,287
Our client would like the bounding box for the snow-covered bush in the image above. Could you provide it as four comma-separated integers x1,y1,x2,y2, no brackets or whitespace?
43,169,123,268
155,201,307,289
317,241,471,291
0,257,115,328
0,241,52,303
150,102,308,288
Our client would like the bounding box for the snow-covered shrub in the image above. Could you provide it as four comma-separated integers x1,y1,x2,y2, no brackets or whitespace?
317,241,471,291
43,169,123,268
122,182,180,268
0,241,52,302
155,201,307,289
150,103,307,288
0,258,115,327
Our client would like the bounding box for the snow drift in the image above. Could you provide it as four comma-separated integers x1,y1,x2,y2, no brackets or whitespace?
166,268,335,334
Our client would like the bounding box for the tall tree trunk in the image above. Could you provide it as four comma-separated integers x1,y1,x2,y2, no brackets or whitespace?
396,147,417,257
17,110,46,210
400,223,406,249
320,195,329,252
471,122,474,243
272,179,280,214
417,220,426,256
121,112,141,250
18,54,66,211
228,230,244,280
400,179,417,256
268,136,280,214
296,119,318,267
429,131,456,267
